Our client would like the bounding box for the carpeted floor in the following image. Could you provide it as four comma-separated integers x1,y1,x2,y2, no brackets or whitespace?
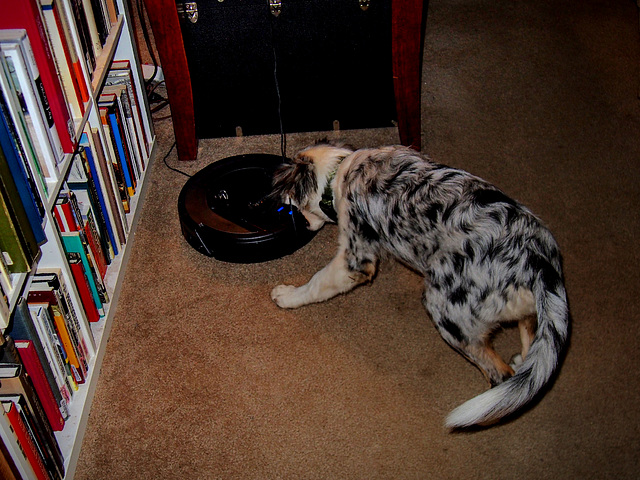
74,0,640,478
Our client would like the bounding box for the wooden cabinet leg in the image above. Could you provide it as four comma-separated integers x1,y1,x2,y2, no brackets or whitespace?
392,0,424,151
142,0,198,160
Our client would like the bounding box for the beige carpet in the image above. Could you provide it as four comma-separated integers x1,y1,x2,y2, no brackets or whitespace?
75,0,640,478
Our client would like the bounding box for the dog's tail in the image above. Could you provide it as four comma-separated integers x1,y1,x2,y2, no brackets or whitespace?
445,253,570,429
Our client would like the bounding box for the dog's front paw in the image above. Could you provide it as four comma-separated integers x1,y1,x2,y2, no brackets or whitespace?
271,284,302,309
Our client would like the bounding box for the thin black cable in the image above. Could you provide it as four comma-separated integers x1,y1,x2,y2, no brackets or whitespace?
269,13,287,161
162,141,191,178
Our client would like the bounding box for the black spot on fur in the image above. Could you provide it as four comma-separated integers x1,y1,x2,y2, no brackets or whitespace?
350,211,379,242
425,203,442,223
473,189,517,208
452,253,466,274
440,317,465,343
527,253,562,293
441,203,457,224
463,241,476,261
450,286,468,305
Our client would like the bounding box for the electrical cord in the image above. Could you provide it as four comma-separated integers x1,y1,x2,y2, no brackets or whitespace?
162,141,191,178
269,8,287,161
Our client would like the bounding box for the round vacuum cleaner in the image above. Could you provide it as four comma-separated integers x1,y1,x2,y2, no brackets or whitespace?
178,154,316,263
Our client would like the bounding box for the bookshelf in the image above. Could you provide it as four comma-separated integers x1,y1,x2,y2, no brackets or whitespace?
0,0,154,478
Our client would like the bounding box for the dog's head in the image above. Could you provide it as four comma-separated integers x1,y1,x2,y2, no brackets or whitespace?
271,139,354,230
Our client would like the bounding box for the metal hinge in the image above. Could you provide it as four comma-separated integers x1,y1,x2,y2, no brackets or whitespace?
269,0,282,17
177,2,199,23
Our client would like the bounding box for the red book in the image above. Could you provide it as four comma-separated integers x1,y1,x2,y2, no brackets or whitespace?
2,401,50,480
0,0,74,153
14,340,65,431
67,253,100,322
53,195,79,232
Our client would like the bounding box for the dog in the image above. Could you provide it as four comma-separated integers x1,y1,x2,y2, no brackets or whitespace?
269,140,569,429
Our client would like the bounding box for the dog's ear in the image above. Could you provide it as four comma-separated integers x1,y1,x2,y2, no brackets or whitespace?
270,156,318,205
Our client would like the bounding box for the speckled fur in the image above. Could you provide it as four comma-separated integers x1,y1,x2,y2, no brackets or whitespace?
271,141,570,429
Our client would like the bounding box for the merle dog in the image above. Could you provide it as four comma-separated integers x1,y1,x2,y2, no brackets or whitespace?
270,140,569,428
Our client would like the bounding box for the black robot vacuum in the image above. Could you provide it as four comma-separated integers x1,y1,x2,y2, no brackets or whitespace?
178,154,316,263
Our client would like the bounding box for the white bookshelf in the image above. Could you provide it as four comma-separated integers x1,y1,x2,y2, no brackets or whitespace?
0,0,155,478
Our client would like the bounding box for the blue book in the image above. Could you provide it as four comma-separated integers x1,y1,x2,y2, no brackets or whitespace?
108,112,135,197
79,133,118,257
0,93,46,245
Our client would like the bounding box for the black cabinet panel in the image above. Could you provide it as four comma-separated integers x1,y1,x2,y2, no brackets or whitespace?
178,0,396,138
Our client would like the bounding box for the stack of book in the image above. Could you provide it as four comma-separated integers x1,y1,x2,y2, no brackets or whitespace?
0,0,153,477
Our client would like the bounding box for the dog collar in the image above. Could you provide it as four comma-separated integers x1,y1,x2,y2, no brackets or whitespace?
319,164,339,222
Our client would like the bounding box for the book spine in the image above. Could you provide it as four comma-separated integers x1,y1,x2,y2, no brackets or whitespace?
0,0,74,153
0,44,49,197
52,0,90,105
7,299,68,418
80,133,118,256
79,0,102,59
91,127,126,244
2,401,50,480
48,306,84,384
28,304,76,399
66,252,100,323
0,97,46,244
0,42,60,180
99,107,129,213
13,340,65,431
40,0,84,120
0,178,37,274
108,111,135,196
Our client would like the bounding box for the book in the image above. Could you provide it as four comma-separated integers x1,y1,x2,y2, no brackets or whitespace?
104,0,119,25
90,126,127,245
59,233,106,316
27,303,77,395
108,60,150,161
0,173,39,275
102,84,143,175
33,266,94,354
0,31,63,179
13,340,65,431
53,192,79,233
99,93,136,197
66,0,95,73
66,252,100,323
0,90,45,243
80,0,103,59
1,400,50,480
3,333,64,433
40,0,85,120
99,105,129,213
54,190,109,279
0,43,49,197
5,298,69,418
30,270,90,380
53,0,90,104
0,336,64,479
27,297,85,386
77,132,119,257
0,394,62,480
0,0,75,153
0,427,22,480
